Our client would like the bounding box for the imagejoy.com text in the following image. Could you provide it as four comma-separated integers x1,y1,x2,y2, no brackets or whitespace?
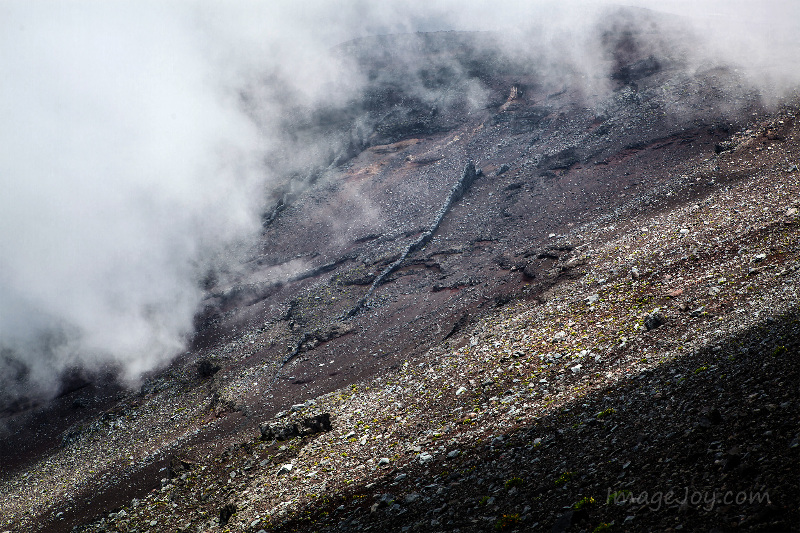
606,487,771,512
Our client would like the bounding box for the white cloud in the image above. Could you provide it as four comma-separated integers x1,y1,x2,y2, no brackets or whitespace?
1,0,797,401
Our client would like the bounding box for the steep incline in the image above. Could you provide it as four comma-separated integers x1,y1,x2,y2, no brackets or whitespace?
1,15,798,533
347,161,479,318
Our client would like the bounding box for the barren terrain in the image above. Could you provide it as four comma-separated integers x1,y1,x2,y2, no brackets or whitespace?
1,15,798,533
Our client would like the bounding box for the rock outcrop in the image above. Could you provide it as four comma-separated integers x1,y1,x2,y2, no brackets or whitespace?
259,413,332,442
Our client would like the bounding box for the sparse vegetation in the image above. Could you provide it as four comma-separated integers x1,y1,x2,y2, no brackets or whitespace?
574,495,596,509
555,471,575,486
4,22,800,533
596,408,615,419
495,513,522,531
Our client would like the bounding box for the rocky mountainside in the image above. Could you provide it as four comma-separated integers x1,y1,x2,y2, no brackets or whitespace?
1,9,799,533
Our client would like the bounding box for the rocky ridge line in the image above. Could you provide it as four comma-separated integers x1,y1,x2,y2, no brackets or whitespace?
346,161,479,318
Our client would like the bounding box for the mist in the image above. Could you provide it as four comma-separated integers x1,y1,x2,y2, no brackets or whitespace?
0,3,266,399
1,1,798,405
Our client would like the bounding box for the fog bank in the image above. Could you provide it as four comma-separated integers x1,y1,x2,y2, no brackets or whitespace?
1,1,798,405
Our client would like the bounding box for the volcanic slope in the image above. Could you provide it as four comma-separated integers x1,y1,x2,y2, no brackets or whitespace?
1,21,799,533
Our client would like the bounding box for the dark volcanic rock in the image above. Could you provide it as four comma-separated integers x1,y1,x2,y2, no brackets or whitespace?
538,147,581,171
644,311,665,330
260,421,300,442
301,412,332,434
612,55,662,83
168,457,195,479
260,412,332,441
8,11,799,533
219,502,237,527
197,359,221,379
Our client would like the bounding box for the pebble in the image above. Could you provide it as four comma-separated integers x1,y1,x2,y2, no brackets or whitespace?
644,310,665,330
10,130,800,533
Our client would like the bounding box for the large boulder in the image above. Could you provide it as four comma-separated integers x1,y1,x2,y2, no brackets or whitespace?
260,412,332,441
